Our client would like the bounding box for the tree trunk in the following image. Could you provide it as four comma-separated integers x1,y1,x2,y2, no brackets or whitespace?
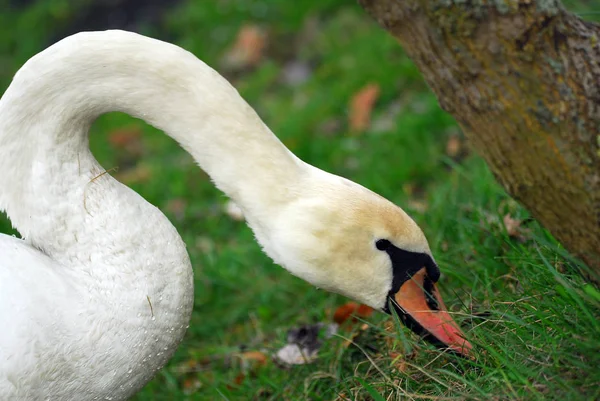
357,0,600,281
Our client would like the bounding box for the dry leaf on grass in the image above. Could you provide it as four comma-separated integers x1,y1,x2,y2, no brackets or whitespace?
175,357,212,395
222,25,267,70
389,351,408,373
114,164,152,185
445,134,462,158
503,213,531,242
331,302,375,349
177,350,269,392
227,351,269,390
108,127,144,156
182,377,202,394
503,214,521,236
444,127,470,161
340,322,371,349
237,350,268,367
407,200,428,214
349,83,380,134
333,302,373,326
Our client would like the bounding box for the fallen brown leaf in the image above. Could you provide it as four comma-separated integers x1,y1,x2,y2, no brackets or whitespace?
340,321,371,349
356,305,373,318
237,350,268,367
233,372,246,386
333,302,373,325
223,25,267,70
227,350,269,389
445,134,462,158
349,83,380,134
182,377,201,394
108,127,144,156
114,164,152,185
407,199,428,214
389,351,408,373
503,214,521,236
503,213,531,242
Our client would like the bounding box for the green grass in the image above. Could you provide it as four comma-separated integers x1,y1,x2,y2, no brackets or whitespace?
1,1,599,400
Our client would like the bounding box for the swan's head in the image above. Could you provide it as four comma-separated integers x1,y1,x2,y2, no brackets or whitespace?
255,171,471,355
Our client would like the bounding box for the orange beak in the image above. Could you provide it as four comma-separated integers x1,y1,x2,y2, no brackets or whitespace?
389,268,472,356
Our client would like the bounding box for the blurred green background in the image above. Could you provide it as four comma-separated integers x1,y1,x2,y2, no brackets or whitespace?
1,1,599,400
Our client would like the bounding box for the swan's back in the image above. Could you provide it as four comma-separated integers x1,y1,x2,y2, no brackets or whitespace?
0,235,84,397
0,185,194,399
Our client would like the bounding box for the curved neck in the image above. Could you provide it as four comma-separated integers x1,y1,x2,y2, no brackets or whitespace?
0,30,303,249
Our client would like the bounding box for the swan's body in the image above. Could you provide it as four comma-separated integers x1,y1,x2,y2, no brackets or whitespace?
0,31,470,400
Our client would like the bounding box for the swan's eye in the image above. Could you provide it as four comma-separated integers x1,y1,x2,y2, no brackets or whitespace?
375,239,391,251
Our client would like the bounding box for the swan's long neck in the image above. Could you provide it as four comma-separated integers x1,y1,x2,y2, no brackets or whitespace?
0,30,303,255
0,31,307,397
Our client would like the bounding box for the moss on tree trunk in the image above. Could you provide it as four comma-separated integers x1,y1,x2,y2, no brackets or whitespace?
358,0,600,281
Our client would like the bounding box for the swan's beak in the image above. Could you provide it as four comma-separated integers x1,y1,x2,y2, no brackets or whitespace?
386,268,472,356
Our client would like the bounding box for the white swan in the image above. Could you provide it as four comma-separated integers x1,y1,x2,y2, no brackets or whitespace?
0,30,471,400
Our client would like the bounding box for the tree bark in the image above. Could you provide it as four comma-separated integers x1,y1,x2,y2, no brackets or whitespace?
357,0,600,281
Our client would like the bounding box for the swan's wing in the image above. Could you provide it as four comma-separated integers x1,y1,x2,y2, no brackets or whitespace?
0,234,82,397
